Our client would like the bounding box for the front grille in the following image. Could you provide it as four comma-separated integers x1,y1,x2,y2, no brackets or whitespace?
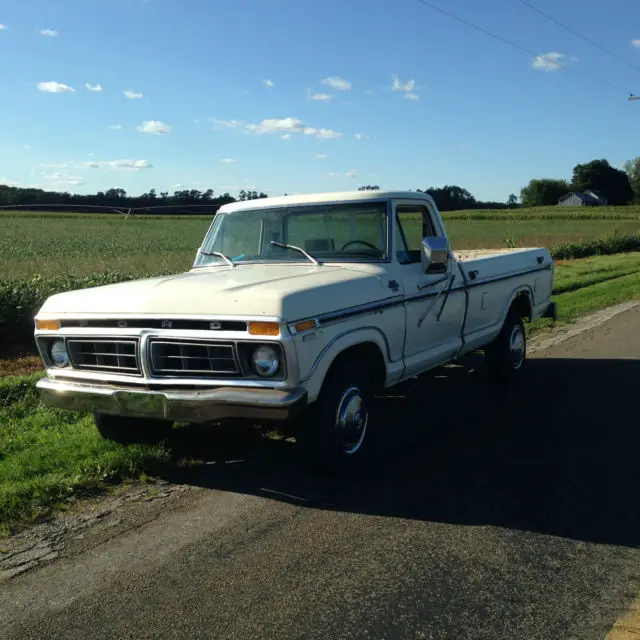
149,340,240,377
67,339,140,375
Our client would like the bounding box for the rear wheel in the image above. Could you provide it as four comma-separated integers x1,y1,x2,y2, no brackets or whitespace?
94,413,174,445
297,361,373,471
484,310,526,381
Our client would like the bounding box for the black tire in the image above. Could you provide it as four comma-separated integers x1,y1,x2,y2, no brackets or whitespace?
94,413,174,445
484,310,526,382
297,360,373,471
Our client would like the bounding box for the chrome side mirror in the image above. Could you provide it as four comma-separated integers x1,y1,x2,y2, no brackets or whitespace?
421,236,450,274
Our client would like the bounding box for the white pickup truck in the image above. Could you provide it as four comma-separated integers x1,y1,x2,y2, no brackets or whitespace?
34,190,556,467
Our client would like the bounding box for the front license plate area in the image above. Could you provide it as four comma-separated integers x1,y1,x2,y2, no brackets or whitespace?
115,391,166,418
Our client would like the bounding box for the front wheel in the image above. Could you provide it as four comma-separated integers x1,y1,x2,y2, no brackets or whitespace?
484,310,526,381
94,413,174,445
297,361,373,471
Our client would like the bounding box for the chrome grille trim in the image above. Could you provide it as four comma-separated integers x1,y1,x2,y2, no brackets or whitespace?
149,339,240,378
67,338,141,375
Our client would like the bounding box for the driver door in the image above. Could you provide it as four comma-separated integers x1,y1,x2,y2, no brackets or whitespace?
392,200,466,377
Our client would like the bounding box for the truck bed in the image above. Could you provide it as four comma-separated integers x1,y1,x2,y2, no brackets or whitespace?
453,246,553,284
454,247,542,262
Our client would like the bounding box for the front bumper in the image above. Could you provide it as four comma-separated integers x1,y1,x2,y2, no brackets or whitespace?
36,377,308,423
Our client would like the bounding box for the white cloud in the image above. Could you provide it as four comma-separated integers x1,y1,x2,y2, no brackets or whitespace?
392,75,416,92
328,169,358,178
219,158,236,163
85,83,103,92
108,124,123,130
532,51,565,71
315,153,328,159
321,76,351,91
76,159,153,170
354,133,363,140
40,28,58,37
23,144,31,149
365,90,374,95
263,79,275,87
214,117,342,140
280,134,291,140
124,89,144,99
39,163,68,168
0,25,7,31
136,120,171,134
309,92,333,102
632,39,640,48
245,117,304,134
38,81,75,93
43,171,84,186
405,92,420,101
310,128,342,140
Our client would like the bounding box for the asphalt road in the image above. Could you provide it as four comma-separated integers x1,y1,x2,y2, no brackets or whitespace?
3,308,640,640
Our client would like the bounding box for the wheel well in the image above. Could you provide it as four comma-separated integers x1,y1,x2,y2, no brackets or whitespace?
511,291,532,321
325,342,387,391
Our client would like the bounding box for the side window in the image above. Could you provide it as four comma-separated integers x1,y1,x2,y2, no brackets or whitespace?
395,205,436,264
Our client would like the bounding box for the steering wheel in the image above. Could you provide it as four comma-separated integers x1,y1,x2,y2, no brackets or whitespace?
340,239,380,252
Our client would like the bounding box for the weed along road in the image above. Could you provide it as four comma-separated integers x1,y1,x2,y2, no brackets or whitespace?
2,307,640,640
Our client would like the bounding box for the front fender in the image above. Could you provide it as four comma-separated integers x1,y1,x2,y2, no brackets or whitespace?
299,326,392,403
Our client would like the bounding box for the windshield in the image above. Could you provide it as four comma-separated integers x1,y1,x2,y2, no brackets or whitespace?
193,201,389,267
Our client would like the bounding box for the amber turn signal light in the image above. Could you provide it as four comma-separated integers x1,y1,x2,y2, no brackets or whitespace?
294,319,317,333
248,321,280,336
35,319,61,330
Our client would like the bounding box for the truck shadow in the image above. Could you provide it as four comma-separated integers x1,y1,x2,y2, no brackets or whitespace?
158,356,640,548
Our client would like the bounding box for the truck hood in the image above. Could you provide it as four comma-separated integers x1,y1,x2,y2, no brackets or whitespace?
38,264,393,322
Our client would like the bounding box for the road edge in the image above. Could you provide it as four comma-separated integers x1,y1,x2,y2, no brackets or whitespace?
528,300,640,355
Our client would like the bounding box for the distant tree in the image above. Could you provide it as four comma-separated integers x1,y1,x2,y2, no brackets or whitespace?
358,185,380,191
238,189,268,201
507,193,518,208
520,179,570,207
571,159,632,205
623,156,640,201
419,185,476,211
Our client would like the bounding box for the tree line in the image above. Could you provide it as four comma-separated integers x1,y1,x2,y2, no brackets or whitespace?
3,156,640,213
0,185,268,213
519,157,640,207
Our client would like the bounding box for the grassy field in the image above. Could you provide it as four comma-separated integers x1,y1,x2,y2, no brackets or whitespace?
2,251,640,532
2,207,640,278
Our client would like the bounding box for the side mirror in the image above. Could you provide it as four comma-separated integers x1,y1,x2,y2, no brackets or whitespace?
421,236,450,274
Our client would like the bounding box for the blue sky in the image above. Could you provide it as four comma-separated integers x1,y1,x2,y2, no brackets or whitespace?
1,0,640,202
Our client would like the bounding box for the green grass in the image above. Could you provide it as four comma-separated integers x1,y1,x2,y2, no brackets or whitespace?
2,207,640,279
0,374,170,533
529,252,640,334
0,213,211,279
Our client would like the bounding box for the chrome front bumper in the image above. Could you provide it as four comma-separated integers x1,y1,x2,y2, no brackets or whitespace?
36,377,308,423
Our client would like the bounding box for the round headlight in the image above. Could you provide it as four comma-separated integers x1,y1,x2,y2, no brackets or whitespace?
251,345,280,378
49,339,70,368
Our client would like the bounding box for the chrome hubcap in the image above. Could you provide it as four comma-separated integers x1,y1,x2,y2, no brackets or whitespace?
335,386,368,455
509,325,525,370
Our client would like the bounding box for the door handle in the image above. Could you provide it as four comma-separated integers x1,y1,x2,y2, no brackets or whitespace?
468,269,479,281
387,279,400,292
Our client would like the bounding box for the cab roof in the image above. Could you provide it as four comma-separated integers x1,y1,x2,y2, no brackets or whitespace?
218,190,433,214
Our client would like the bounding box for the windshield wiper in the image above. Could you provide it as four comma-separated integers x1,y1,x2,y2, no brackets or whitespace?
270,241,319,266
199,250,235,267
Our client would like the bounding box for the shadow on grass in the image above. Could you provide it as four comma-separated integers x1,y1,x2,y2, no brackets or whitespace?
157,354,640,548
